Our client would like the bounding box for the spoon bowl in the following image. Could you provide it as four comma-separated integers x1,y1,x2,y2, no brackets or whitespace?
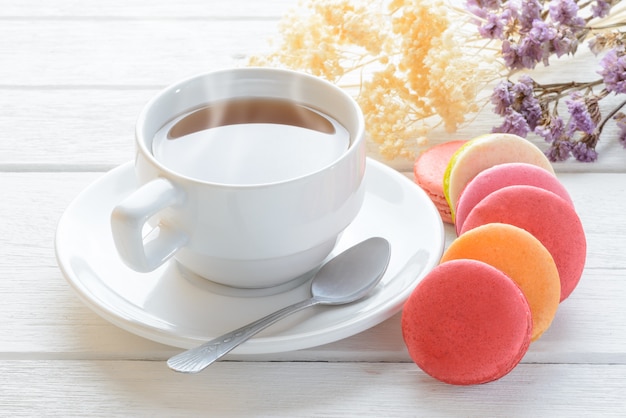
167,237,391,373
310,237,391,304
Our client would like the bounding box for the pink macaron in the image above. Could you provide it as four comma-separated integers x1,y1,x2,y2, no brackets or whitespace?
402,259,532,385
455,163,574,235
460,185,586,301
414,141,467,224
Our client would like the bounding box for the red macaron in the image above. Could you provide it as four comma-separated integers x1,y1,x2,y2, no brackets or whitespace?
402,259,532,385
460,185,586,301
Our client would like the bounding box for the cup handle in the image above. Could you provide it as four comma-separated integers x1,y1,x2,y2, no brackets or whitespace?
111,177,188,272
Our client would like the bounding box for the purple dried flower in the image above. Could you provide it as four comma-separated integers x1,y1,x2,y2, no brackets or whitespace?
599,48,626,94
508,21,559,69
511,76,542,129
552,27,579,57
502,3,519,21
545,139,573,162
468,0,502,10
571,140,599,162
518,36,544,69
549,0,585,27
479,12,506,39
519,0,543,31
502,40,525,70
490,76,543,132
566,92,596,134
527,21,559,66
491,80,513,115
529,20,557,44
465,0,502,18
588,34,609,56
535,116,566,143
592,1,612,18
512,75,534,96
521,96,543,130
492,108,531,137
465,4,487,19
468,0,625,161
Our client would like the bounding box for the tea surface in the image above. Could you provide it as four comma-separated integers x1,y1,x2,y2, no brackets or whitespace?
152,98,350,184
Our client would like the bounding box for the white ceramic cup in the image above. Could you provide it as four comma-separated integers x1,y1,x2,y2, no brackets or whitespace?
111,68,366,288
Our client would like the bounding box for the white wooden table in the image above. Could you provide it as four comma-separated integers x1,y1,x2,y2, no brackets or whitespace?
2,1,626,416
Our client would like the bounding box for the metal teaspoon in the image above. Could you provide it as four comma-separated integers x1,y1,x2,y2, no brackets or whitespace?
167,237,391,373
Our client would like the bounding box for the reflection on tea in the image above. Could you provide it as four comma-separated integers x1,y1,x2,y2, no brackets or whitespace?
152,98,350,184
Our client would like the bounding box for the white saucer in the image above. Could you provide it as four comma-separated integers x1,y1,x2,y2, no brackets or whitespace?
55,158,444,353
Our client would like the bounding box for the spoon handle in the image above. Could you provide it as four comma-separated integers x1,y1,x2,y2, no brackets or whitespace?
167,297,319,373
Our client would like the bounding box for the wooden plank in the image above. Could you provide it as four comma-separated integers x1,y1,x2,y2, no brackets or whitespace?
0,20,279,86
1,171,617,267
2,87,626,172
1,15,625,171
0,361,625,416
0,89,151,170
559,173,626,269
0,0,297,18
0,172,625,363
2,2,625,172
2,266,623,364
1,0,624,414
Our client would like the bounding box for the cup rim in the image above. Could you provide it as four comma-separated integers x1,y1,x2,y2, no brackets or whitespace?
135,67,365,189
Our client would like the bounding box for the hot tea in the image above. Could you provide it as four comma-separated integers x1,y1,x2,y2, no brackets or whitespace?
152,97,350,184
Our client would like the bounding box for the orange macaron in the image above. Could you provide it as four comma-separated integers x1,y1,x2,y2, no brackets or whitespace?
441,223,561,341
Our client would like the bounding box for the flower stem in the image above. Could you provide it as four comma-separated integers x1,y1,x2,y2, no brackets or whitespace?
597,96,626,133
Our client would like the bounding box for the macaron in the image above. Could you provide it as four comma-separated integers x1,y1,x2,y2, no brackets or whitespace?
414,140,467,223
460,185,586,301
455,162,574,235
441,223,561,341
402,259,532,385
443,134,554,222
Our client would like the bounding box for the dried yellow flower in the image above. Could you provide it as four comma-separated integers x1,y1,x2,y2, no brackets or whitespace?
250,0,500,160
